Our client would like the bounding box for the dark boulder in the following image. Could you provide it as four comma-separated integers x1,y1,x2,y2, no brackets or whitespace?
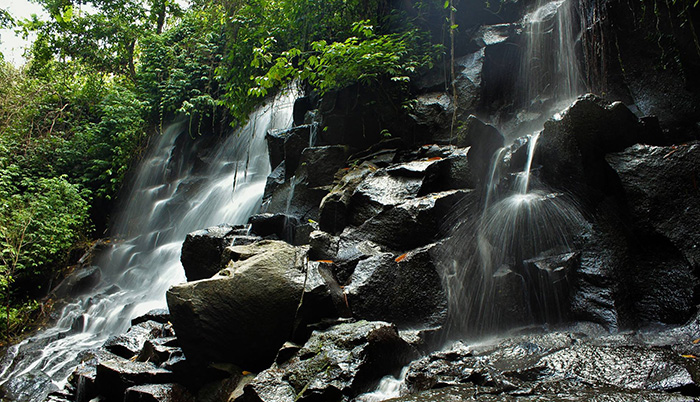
265,129,286,170
236,320,418,402
136,340,184,368
95,358,174,402
123,384,195,402
407,92,452,137
180,224,253,282
350,189,474,250
453,49,485,119
265,125,315,179
348,169,425,227
283,125,313,178
533,95,662,200
249,213,295,241
319,163,376,234
385,384,693,401
453,116,505,185
308,230,384,285
131,309,171,326
521,252,579,323
293,95,317,127
262,161,285,204
345,244,448,328
400,330,699,400
606,142,700,268
295,145,350,188
167,241,340,371
104,321,174,359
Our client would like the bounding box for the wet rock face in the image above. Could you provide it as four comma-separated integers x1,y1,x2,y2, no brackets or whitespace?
454,116,505,185
105,320,174,359
349,189,473,250
345,244,448,328
237,321,418,402
604,142,700,324
123,383,196,402
0,369,59,402
50,265,102,299
398,326,700,401
607,143,700,268
167,241,340,371
319,163,376,235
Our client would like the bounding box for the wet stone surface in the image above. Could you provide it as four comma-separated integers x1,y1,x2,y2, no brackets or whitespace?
398,324,700,401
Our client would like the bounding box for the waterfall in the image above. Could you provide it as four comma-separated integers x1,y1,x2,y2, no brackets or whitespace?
0,91,295,393
442,0,587,338
521,0,583,105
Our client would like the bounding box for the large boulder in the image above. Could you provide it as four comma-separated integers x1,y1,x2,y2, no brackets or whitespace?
294,145,350,188
453,49,485,119
265,125,314,178
167,241,340,371
605,142,700,324
606,142,700,268
453,116,505,186
345,244,448,328
180,224,256,282
349,189,474,250
96,358,175,402
533,95,662,200
349,169,425,227
0,369,58,402
319,163,376,234
236,321,418,402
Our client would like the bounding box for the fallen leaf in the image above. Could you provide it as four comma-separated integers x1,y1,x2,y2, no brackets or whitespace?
395,253,407,262
663,146,678,159
427,156,442,161
692,338,700,344
682,354,697,359
316,260,334,264
242,370,252,375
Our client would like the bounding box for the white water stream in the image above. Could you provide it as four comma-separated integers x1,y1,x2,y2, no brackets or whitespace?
0,91,295,393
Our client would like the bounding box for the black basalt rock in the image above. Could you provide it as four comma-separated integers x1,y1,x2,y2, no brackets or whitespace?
180,224,254,282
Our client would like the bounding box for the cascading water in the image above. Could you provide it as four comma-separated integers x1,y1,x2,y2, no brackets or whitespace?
441,0,587,338
521,0,582,105
0,91,295,394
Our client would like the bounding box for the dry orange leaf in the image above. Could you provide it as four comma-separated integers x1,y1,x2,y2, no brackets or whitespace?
682,354,697,359
242,370,252,375
316,260,334,264
427,156,442,161
693,338,700,344
395,253,407,263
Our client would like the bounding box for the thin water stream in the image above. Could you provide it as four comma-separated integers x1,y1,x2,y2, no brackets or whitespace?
0,91,295,395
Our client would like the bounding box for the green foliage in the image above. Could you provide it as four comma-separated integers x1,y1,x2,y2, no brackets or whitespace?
249,20,438,97
0,300,42,343
0,167,88,341
23,0,182,76
137,8,225,133
0,171,89,277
